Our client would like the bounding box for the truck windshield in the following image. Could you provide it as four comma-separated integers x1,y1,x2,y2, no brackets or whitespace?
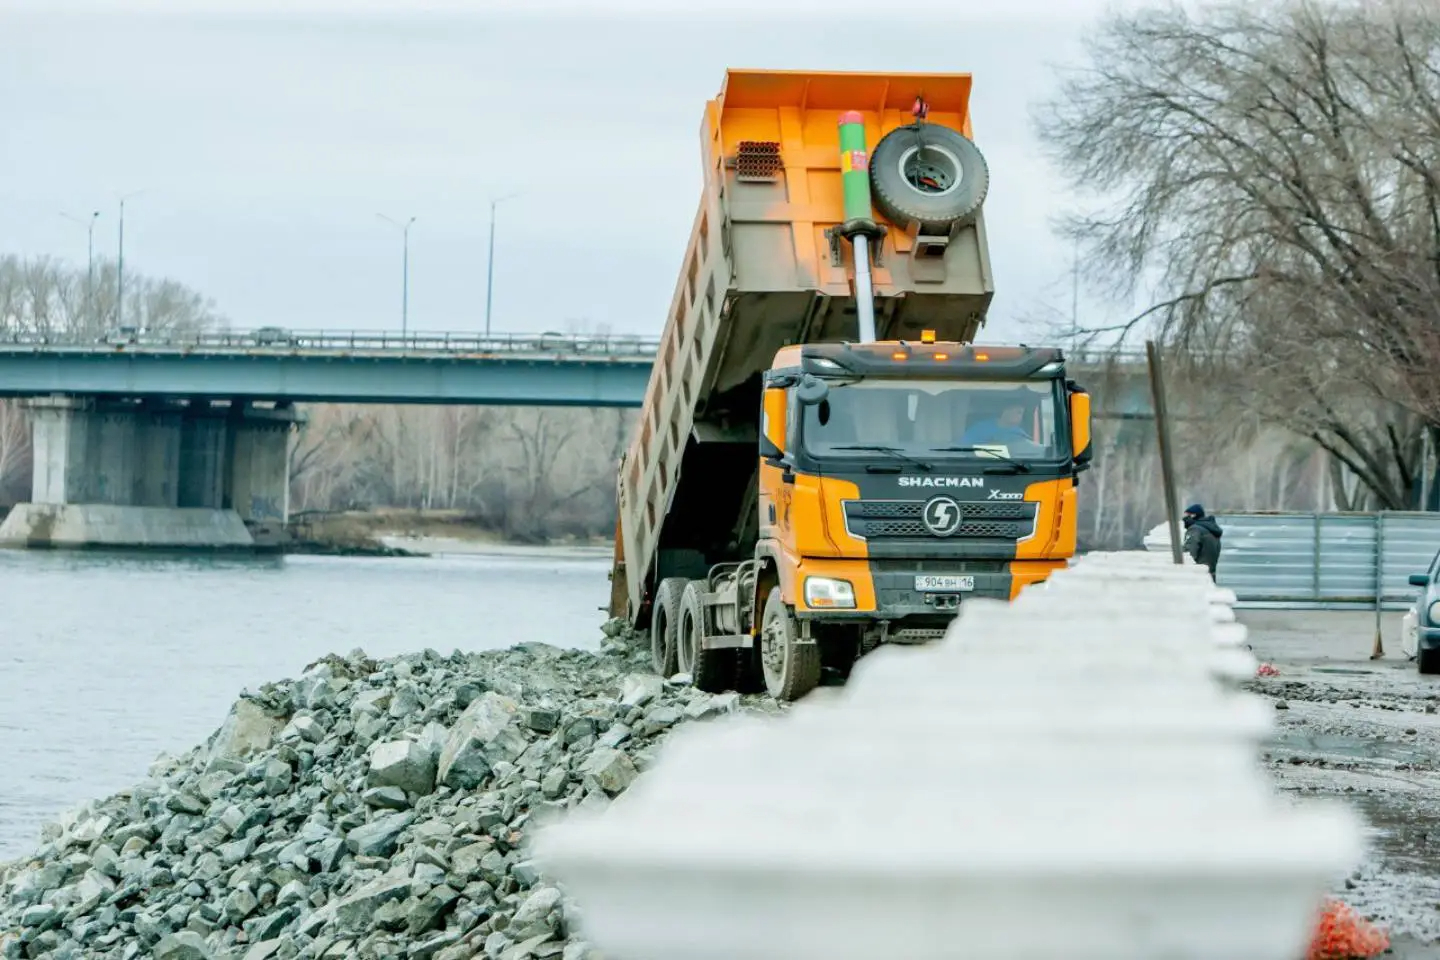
800,378,1064,463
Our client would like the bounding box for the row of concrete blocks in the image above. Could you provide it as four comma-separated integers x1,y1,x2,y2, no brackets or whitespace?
534,551,1364,960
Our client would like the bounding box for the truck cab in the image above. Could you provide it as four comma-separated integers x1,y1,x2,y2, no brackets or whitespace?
743,338,1091,695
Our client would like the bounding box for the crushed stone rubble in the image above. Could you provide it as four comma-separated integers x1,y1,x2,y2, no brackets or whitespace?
0,624,779,960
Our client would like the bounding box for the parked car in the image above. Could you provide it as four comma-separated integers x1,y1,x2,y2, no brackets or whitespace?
1405,550,1440,674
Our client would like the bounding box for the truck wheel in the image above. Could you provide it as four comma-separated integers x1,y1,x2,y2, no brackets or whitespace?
760,588,821,702
678,580,738,693
869,123,988,233
650,578,686,677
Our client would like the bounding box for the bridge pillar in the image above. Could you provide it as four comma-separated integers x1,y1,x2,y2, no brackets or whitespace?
0,398,298,550
28,398,182,507
178,406,229,509
224,402,298,546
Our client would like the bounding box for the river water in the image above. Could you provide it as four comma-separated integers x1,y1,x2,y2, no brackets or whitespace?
0,544,613,860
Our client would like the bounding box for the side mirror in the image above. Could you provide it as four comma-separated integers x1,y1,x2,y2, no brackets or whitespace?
1068,388,1093,464
795,374,829,406
1409,573,1430,587
761,387,787,461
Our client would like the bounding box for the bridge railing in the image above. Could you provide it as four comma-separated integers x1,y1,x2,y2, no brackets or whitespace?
0,328,664,358
0,327,1157,366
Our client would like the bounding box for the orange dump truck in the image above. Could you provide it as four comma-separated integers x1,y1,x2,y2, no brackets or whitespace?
608,69,1094,701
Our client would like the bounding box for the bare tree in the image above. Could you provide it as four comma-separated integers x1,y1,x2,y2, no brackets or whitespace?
1035,0,1440,507
0,255,227,339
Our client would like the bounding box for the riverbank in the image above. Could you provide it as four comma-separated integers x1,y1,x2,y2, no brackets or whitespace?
0,546,617,863
0,636,732,957
285,510,611,559
0,630,775,959
0,506,611,557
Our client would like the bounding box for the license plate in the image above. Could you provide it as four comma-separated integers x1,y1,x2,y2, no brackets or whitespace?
915,575,974,592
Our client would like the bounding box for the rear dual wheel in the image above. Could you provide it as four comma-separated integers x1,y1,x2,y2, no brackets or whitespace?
677,581,740,694
649,577,687,677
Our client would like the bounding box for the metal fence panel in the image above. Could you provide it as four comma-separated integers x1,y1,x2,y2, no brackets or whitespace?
1213,511,1440,609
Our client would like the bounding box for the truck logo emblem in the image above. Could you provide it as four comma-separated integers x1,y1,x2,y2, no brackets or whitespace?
922,496,963,537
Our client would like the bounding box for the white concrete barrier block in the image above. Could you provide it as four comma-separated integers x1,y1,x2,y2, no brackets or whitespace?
533,552,1362,960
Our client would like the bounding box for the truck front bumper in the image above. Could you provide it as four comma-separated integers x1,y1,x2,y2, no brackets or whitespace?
793,557,1021,620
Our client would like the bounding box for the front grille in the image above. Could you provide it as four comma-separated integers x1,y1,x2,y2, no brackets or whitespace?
843,499,1037,541
852,500,1031,521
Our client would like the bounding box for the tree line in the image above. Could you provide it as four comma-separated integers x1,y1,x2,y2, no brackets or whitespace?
286,404,633,543
1035,0,1440,511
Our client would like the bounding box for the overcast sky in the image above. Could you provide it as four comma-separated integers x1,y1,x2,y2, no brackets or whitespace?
1,0,1128,344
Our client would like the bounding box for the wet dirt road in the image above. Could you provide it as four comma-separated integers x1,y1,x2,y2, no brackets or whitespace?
1243,610,1440,957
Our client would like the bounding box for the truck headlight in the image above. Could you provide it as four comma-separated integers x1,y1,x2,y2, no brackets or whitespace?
804,577,855,609
1427,599,1440,626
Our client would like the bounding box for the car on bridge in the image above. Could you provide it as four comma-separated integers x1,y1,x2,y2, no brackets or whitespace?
253,326,293,346
100,324,142,344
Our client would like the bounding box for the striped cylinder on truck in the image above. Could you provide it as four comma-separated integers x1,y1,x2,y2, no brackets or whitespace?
837,111,872,223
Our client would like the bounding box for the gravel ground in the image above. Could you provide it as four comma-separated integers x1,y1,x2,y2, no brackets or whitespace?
1243,610,1440,958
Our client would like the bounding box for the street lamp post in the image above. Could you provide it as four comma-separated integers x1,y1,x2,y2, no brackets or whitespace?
485,192,521,338
378,214,417,337
116,191,143,331
61,210,101,328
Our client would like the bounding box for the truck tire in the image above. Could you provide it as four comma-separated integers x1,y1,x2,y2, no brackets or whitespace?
678,580,739,693
759,587,821,702
1420,647,1440,676
869,123,988,233
650,578,686,678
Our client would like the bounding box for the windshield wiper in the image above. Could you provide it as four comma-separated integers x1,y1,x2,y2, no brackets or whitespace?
931,445,1032,473
827,444,934,472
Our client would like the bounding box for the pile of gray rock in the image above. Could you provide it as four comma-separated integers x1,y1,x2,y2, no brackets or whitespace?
0,626,776,960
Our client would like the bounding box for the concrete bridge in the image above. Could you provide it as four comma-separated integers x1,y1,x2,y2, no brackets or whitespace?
0,329,1157,550
0,330,659,407
0,330,1153,411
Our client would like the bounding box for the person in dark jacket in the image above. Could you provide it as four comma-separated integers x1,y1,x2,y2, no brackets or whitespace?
1182,503,1223,580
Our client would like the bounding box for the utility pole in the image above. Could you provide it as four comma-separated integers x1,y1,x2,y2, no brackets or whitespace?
61,210,101,329
485,192,521,338
378,214,417,336
1146,341,1184,566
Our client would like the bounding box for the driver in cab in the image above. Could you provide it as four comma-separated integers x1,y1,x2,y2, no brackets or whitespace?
958,392,1036,451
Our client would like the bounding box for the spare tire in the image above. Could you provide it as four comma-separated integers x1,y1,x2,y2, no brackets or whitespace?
869,123,989,233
